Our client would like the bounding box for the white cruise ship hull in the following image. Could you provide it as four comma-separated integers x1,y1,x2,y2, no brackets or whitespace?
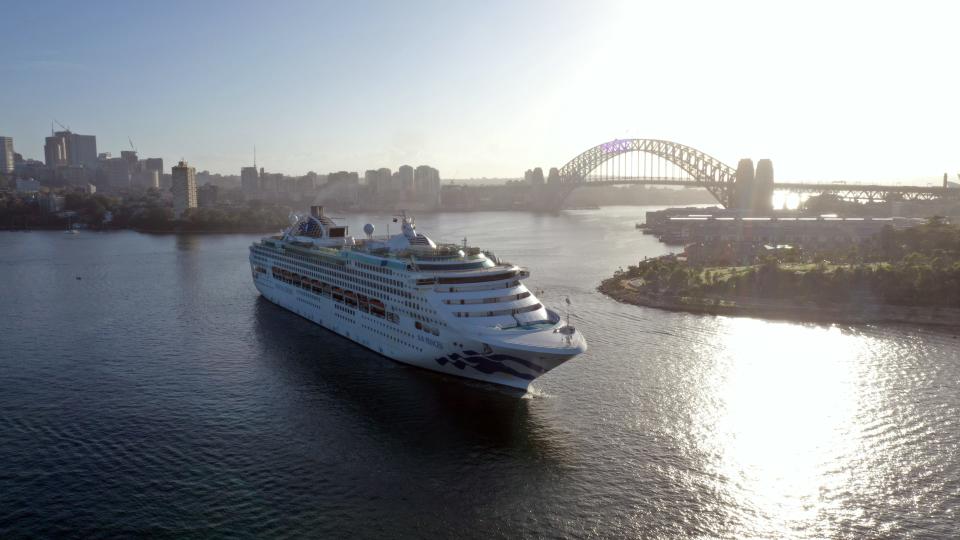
251,271,580,389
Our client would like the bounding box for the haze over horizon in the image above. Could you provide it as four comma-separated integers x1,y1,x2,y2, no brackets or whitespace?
4,0,958,183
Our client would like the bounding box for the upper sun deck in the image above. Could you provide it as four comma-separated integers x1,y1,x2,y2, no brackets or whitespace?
258,207,513,276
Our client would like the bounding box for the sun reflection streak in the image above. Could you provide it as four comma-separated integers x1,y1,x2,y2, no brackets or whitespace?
695,318,871,537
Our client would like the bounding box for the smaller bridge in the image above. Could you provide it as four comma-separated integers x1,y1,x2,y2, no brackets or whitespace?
773,182,953,202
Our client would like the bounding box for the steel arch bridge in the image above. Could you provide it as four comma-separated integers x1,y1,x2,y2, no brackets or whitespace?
555,139,737,207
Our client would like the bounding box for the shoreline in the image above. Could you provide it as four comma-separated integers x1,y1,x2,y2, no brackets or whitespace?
598,276,960,328
1,226,281,234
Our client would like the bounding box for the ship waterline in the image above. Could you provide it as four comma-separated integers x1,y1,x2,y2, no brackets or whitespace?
249,207,586,389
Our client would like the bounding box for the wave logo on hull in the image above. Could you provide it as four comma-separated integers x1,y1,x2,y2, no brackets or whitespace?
434,350,545,381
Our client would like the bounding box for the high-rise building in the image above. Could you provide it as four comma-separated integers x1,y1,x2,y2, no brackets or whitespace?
258,169,284,195
138,169,160,189
120,150,138,167
100,157,133,188
397,165,414,195
44,134,68,166
325,171,361,204
376,167,392,193
171,160,198,219
142,158,164,175
48,131,98,168
0,136,13,173
296,171,319,194
66,133,98,168
414,165,441,206
241,166,259,196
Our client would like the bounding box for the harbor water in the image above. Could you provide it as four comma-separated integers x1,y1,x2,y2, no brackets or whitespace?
1,207,958,538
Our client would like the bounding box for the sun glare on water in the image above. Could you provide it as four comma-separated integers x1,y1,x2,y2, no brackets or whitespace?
694,318,874,536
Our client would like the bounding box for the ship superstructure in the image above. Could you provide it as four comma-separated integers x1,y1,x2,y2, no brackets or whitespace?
249,206,586,389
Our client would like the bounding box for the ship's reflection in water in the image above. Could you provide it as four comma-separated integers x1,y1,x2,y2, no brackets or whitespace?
251,297,572,464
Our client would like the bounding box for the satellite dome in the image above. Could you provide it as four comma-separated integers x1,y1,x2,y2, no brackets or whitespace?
457,249,465,258
363,223,375,237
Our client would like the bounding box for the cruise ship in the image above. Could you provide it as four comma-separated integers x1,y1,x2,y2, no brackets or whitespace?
248,206,586,389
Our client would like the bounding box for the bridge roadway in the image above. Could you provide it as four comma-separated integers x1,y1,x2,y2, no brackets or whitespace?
569,177,956,201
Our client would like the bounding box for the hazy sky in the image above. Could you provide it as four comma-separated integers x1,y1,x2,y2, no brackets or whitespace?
3,0,958,181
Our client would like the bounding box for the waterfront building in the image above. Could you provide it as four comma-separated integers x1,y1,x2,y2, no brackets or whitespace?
198,183,219,207
171,160,197,219
648,211,924,248
16,178,41,193
40,193,66,213
0,136,14,173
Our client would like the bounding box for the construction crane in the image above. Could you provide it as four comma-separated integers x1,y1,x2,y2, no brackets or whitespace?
128,137,137,153
53,119,70,133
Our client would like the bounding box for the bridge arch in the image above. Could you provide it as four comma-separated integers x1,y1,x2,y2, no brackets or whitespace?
556,139,737,207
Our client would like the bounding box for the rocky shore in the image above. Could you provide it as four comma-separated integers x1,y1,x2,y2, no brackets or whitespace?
599,275,960,327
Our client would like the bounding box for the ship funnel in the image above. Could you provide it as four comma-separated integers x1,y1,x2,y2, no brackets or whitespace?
310,205,324,218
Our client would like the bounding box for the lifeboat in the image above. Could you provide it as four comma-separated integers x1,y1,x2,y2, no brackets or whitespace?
310,279,321,293
344,290,358,307
332,287,343,302
357,294,369,312
370,298,385,317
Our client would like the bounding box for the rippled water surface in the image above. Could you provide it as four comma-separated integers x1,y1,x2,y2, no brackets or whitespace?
1,207,958,538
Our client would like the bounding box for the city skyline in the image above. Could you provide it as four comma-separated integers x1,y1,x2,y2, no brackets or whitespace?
4,0,959,182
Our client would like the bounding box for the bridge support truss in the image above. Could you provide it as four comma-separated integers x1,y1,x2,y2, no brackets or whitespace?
557,139,737,208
